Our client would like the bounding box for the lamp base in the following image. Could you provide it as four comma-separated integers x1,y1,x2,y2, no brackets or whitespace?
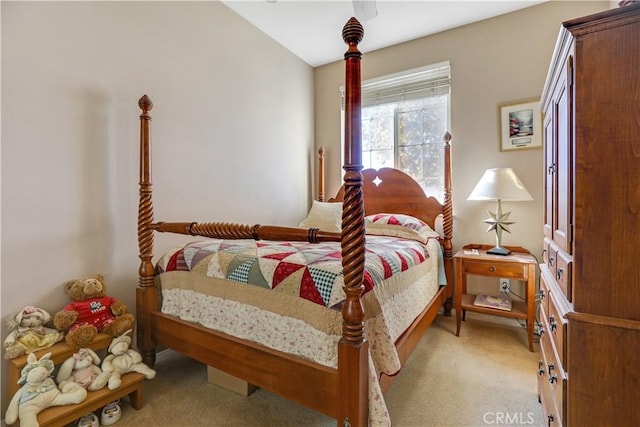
487,246,511,256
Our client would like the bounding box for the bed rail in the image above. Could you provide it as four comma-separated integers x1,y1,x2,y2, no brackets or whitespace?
150,221,340,243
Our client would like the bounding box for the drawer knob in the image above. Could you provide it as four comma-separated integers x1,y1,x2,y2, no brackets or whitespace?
538,360,545,376
547,414,555,427
539,289,546,300
556,268,563,280
548,363,555,376
489,265,496,272
549,374,558,384
549,315,557,332
549,256,554,267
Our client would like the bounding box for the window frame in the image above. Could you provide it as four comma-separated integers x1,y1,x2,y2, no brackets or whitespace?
340,61,451,201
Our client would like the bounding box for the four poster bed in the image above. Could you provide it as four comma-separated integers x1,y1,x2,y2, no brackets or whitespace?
135,18,453,426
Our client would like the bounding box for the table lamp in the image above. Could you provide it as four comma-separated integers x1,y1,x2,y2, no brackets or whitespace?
467,168,533,255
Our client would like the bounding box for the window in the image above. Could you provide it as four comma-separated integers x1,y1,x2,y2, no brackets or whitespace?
342,62,451,201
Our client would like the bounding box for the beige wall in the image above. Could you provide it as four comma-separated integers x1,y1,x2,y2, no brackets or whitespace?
0,0,613,415
1,1,313,410
315,1,607,295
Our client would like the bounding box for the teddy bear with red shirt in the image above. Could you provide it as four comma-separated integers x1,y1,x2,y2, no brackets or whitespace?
53,274,135,348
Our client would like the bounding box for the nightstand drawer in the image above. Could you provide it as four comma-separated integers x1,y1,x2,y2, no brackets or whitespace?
461,259,527,279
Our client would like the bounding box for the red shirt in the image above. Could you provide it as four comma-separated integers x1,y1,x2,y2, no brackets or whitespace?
64,296,116,331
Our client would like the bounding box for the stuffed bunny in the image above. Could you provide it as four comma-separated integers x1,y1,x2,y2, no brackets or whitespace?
3,306,63,360
56,348,111,391
102,330,156,390
5,352,87,427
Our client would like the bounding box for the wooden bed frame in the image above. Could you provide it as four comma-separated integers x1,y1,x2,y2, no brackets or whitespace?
135,18,453,426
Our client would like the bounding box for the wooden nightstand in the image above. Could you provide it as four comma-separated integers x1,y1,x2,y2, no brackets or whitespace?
454,244,537,352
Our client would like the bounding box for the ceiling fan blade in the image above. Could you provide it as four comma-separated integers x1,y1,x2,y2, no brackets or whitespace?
353,0,378,22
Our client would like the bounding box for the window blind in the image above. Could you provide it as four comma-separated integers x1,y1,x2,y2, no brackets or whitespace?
340,61,451,107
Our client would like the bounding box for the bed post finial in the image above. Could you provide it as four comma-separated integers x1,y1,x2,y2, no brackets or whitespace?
138,94,153,112
342,17,364,47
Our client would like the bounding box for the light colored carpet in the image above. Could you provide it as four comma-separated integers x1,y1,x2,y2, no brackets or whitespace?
111,313,543,426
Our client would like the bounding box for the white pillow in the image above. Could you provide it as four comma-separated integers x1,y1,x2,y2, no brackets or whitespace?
364,213,438,243
299,201,342,233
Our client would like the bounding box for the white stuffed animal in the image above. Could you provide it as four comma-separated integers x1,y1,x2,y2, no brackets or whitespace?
5,352,87,427
56,348,111,391
101,330,156,390
3,306,63,360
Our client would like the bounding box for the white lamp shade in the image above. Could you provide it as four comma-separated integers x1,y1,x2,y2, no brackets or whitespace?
467,168,533,201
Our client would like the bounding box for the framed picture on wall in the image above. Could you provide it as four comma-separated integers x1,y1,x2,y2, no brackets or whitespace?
499,99,542,151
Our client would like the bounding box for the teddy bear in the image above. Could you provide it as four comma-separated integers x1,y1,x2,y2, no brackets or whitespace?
102,330,156,390
5,352,87,427
3,306,63,360
53,274,135,349
56,347,111,391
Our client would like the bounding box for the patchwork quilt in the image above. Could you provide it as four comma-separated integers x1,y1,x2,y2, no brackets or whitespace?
156,235,444,427
156,235,431,310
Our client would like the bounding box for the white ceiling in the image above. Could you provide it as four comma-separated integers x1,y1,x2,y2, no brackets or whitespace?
221,1,548,67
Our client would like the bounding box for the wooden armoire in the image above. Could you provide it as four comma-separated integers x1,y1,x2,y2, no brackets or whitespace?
538,4,640,426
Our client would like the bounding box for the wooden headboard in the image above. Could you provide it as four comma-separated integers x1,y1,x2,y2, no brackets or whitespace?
329,167,448,231
319,132,453,256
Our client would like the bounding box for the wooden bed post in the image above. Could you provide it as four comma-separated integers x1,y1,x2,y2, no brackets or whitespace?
442,131,454,315
318,147,326,202
338,17,368,427
136,95,158,367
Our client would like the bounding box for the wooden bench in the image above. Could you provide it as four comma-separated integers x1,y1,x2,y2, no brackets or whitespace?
6,334,145,427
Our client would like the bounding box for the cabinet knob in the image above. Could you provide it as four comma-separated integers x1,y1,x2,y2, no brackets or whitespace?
556,268,563,280
547,414,555,427
549,374,558,384
548,363,555,376
549,256,554,267
489,265,496,272
549,315,557,332
548,164,556,174
538,360,545,376
539,289,546,300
